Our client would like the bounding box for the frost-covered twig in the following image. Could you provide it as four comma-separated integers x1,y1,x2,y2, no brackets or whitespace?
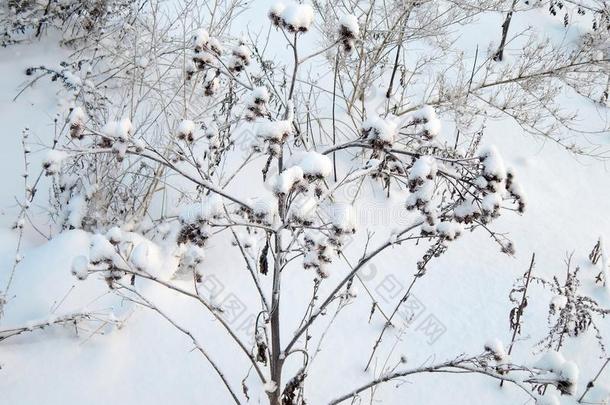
578,357,610,403
283,219,426,356
501,252,535,387
534,254,610,355
0,312,116,343
363,271,420,372
329,354,545,405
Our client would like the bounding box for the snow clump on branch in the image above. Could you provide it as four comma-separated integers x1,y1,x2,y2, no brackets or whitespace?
270,166,306,195
401,105,442,140
484,338,508,362
534,351,580,395
255,119,293,155
286,151,332,180
268,2,314,33
245,87,270,121
71,255,90,281
362,115,398,147
101,117,133,161
228,43,251,73
42,150,68,176
176,119,196,142
338,14,359,52
68,106,87,140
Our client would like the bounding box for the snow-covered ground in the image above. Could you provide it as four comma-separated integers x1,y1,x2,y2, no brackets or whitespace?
0,2,609,405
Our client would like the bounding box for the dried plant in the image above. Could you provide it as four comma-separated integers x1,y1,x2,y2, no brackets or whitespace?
531,255,610,355
1,0,136,46
2,0,609,404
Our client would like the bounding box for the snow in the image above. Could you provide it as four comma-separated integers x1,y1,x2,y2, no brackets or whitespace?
256,119,293,142
409,156,437,182
102,117,133,141
136,57,149,68
204,73,219,96
585,385,610,404
270,166,304,195
269,2,285,17
330,203,356,234
454,198,479,222
207,37,223,55
65,194,86,229
362,115,398,145
263,380,278,393
536,394,560,405
229,44,252,72
418,105,435,119
89,234,116,264
415,105,442,138
479,145,507,183
231,44,251,65
130,242,150,272
474,175,488,189
106,226,123,244
42,149,68,176
406,180,435,210
411,105,437,125
245,87,270,119
339,14,359,38
481,192,501,214
70,255,89,280
68,106,86,125
287,151,332,179
402,105,442,139
192,28,209,50
2,3,610,405
436,221,463,240
406,156,438,211
289,196,317,223
64,70,83,87
234,231,257,251
68,106,86,139
249,195,278,224
423,117,442,138
535,351,567,373
200,195,224,219
112,140,128,159
560,360,579,380
179,195,224,223
535,351,580,394
484,338,507,361
302,238,334,277
176,119,195,140
251,86,269,104
533,353,579,394
551,294,568,310
116,118,133,140
182,244,205,267
203,124,219,150
279,3,314,32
